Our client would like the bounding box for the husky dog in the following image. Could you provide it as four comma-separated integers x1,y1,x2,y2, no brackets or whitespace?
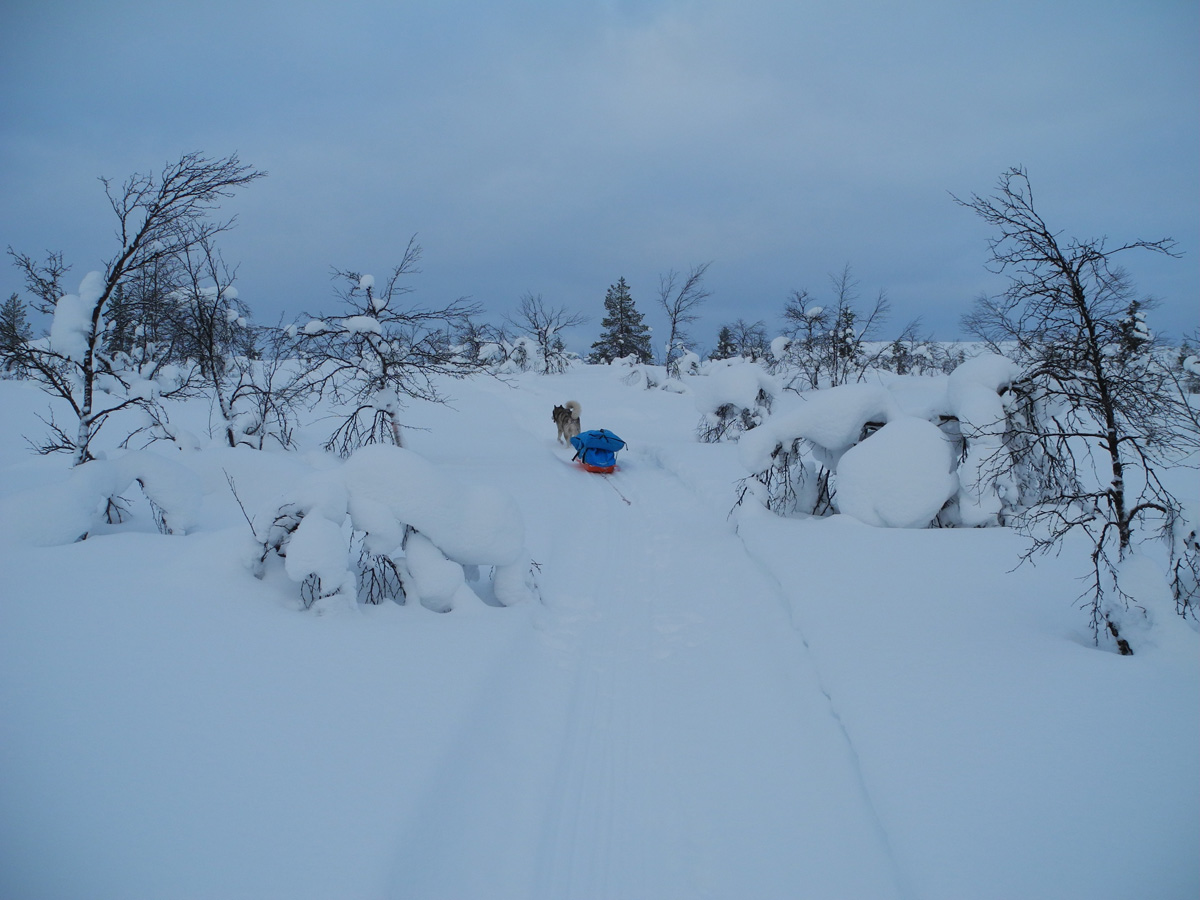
552,400,582,444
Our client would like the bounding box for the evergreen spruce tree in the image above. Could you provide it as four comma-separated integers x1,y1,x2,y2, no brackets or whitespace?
589,277,652,363
0,293,33,375
709,325,738,360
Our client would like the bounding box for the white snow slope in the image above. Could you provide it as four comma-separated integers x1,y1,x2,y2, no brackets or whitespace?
0,365,1197,900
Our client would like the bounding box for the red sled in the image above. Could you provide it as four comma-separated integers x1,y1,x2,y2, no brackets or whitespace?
570,429,626,474
578,461,617,474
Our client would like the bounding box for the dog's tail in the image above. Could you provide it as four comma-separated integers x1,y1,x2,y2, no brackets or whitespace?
565,400,581,420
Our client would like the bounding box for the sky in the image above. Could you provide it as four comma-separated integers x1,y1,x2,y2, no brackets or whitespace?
2,0,1197,355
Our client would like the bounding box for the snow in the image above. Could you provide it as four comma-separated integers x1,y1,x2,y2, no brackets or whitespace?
946,352,1022,526
738,381,898,470
341,443,527,567
401,530,477,613
0,364,1196,900
343,314,383,335
690,357,778,414
249,443,535,611
2,449,203,545
48,272,105,361
836,416,958,528
284,512,353,591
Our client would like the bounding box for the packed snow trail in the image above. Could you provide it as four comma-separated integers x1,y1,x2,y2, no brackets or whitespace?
394,372,908,899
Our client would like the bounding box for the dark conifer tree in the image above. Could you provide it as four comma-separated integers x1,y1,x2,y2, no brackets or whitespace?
709,326,738,360
589,277,652,364
0,293,33,375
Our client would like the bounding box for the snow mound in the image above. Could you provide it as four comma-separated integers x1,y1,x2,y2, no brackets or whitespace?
256,443,536,611
739,382,899,471
946,352,1021,526
835,417,959,528
692,359,778,416
341,444,525,566
48,272,106,362
4,450,202,545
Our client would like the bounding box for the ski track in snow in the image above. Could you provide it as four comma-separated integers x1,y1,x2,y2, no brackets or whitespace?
396,375,906,899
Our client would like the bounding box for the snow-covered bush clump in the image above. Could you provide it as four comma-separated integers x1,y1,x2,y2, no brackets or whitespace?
674,348,701,377
737,382,900,519
251,444,538,612
693,358,778,442
473,333,578,376
613,354,666,391
836,417,958,528
943,352,1022,526
11,450,202,545
291,254,481,456
736,355,1019,529
477,335,561,375
740,383,899,473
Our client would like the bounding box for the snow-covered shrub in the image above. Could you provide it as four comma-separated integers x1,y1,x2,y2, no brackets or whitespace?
735,358,1020,529
943,352,1023,527
835,417,959,528
250,444,538,612
736,382,898,518
693,358,777,442
614,353,665,391
507,293,586,375
14,450,202,545
480,336,537,375
1176,341,1200,394
293,244,481,456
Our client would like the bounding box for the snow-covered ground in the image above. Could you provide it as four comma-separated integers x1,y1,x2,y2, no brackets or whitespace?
1,365,1196,900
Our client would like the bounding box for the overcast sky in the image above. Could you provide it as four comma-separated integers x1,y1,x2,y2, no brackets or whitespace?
2,0,1197,354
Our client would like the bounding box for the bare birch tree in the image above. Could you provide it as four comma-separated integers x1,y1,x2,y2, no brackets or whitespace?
657,262,711,377
507,292,587,375
6,152,265,464
957,166,1196,652
294,237,482,456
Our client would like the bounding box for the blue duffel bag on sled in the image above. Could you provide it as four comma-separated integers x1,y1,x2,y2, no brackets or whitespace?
570,429,626,474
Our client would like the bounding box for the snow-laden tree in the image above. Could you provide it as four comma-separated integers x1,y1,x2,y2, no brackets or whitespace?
101,255,182,366
4,152,264,465
507,292,586,375
0,293,33,376
710,319,769,363
1175,334,1200,395
957,166,1197,651
294,238,481,456
589,277,652,364
734,356,1022,528
250,443,538,612
694,358,777,443
709,325,739,361
658,263,711,378
159,234,270,448
774,265,894,391
876,324,961,377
